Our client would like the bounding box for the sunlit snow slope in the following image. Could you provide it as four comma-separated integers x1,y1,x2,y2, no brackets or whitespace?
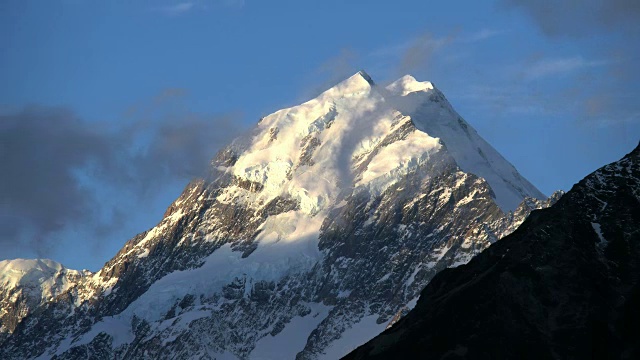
0,259,89,342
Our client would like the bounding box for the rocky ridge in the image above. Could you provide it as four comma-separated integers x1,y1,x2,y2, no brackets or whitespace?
345,143,640,360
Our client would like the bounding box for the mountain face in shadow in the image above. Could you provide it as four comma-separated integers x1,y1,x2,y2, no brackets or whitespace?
345,143,640,360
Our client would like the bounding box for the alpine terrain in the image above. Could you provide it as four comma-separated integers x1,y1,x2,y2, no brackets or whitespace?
1,71,558,359
345,143,640,360
0,259,90,344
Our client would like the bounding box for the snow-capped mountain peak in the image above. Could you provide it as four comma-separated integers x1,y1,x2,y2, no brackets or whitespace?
1,71,554,360
304,70,544,212
0,259,89,342
313,70,375,102
0,259,86,296
386,74,434,96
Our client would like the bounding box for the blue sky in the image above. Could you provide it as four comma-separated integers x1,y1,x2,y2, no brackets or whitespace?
1,0,639,270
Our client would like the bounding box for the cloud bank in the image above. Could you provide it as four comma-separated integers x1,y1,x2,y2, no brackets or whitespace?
502,0,640,37
0,92,245,258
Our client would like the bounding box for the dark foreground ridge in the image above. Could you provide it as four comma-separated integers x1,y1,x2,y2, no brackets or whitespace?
344,142,640,360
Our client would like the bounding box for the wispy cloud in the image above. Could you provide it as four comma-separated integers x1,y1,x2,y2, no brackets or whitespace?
462,29,503,42
158,2,195,16
367,29,502,79
453,69,640,127
220,0,245,7
502,0,640,37
453,84,550,115
296,48,362,102
154,0,245,16
523,56,610,80
500,1,639,128
581,92,640,126
367,33,455,79
398,33,454,75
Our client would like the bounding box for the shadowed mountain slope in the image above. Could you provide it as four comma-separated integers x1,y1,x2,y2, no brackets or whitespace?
345,143,640,360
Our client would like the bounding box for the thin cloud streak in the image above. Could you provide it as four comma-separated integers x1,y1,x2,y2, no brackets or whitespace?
452,84,550,116
369,29,501,60
158,2,195,16
462,29,504,42
154,0,245,16
523,56,611,80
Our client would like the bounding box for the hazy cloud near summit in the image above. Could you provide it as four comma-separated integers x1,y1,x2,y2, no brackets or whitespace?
397,33,453,77
0,92,245,257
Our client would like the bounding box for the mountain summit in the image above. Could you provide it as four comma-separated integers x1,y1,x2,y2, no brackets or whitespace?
1,72,552,359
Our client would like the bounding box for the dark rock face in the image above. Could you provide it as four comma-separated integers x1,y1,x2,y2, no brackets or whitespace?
298,135,322,167
344,143,640,360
